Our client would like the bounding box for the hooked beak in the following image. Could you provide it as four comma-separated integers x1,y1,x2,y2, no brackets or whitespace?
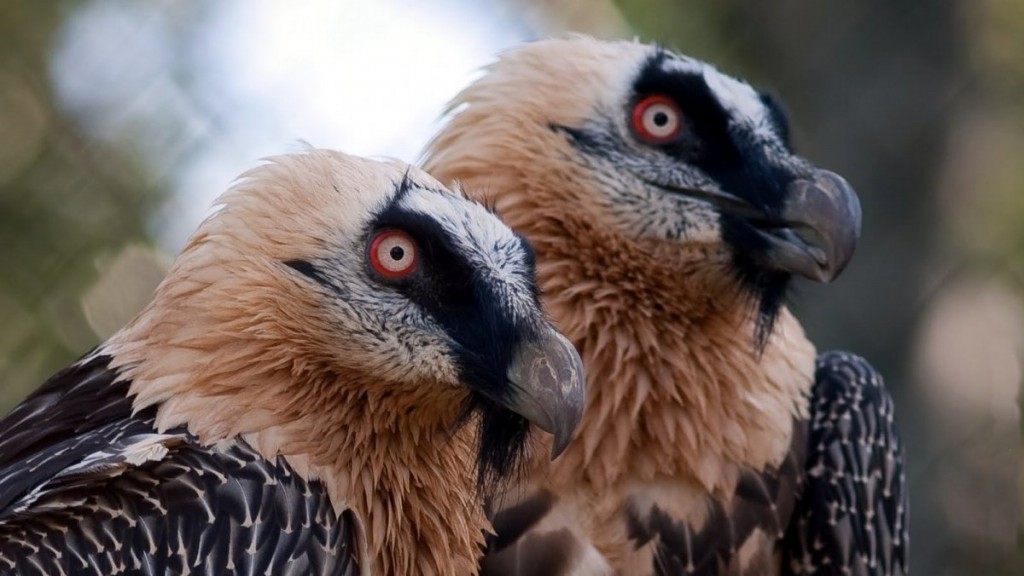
504,327,586,459
755,170,861,282
654,168,861,283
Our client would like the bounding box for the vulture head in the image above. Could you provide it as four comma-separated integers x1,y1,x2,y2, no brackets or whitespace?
116,150,585,493
424,37,861,341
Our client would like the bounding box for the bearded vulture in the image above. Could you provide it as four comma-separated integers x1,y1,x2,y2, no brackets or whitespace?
422,36,907,576
0,150,585,575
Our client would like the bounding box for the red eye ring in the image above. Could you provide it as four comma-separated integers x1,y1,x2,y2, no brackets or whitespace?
368,229,417,280
631,94,683,144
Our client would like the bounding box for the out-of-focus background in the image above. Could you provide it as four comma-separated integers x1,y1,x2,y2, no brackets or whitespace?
0,0,1020,572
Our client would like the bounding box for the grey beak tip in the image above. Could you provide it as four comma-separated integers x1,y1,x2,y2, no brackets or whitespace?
550,430,573,460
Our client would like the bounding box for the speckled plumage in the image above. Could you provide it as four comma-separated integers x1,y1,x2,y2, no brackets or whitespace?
785,352,908,575
0,356,354,576
422,36,907,575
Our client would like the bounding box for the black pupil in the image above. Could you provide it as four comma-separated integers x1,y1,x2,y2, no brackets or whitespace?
653,111,669,126
389,246,405,261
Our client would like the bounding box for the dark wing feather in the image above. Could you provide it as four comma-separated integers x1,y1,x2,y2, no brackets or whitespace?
478,427,807,576
783,351,909,576
0,353,130,466
478,490,585,576
621,429,805,576
0,354,361,576
0,352,138,513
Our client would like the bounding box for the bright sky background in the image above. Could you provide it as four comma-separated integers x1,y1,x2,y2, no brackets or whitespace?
49,0,532,250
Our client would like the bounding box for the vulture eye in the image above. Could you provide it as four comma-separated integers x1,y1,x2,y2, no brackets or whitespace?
369,229,418,279
631,95,683,144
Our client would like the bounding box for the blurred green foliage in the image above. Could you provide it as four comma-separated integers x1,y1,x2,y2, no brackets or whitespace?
967,0,1024,270
0,0,166,405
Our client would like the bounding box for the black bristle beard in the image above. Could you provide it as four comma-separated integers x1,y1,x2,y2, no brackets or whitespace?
719,216,794,353
752,273,790,351
454,395,532,503
734,264,792,354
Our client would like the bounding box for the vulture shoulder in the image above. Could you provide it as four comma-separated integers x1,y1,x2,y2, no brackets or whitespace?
0,354,360,576
783,351,909,576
